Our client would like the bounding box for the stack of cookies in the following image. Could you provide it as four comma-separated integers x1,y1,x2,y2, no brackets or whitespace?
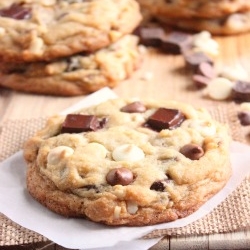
137,0,250,35
0,0,142,96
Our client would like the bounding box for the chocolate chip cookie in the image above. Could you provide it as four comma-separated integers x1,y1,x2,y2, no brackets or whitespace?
157,11,250,35
24,99,232,226
137,0,250,19
0,0,141,62
0,35,141,96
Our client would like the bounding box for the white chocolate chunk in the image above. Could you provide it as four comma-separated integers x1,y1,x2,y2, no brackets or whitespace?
47,146,74,165
126,201,138,215
0,27,6,37
83,143,108,158
207,77,233,100
112,144,145,162
193,31,219,57
219,65,249,81
29,37,44,55
226,13,247,30
183,119,216,137
240,102,250,112
114,206,121,219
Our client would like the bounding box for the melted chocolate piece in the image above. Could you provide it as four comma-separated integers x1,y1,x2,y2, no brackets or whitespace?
137,26,164,47
120,101,146,113
161,31,193,55
196,62,216,79
106,167,134,186
238,111,250,126
192,74,211,89
0,3,31,20
180,144,204,160
61,114,101,133
232,81,250,102
184,52,213,71
146,108,185,131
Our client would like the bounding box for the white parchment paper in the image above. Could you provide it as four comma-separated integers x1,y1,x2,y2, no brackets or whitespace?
0,88,249,250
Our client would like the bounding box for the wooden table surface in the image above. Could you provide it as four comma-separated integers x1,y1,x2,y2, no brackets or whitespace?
0,32,250,249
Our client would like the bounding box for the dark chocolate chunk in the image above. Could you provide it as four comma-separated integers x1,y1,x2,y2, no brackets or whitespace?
99,117,108,128
137,27,164,47
192,74,211,89
161,31,193,55
61,114,101,133
120,101,146,113
106,167,134,186
238,111,250,126
180,144,204,160
0,3,31,20
146,108,185,131
196,62,216,79
184,52,213,71
232,81,250,102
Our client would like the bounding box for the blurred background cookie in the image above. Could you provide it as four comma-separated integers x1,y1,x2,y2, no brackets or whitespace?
0,35,142,96
0,0,142,62
137,0,250,35
137,0,250,19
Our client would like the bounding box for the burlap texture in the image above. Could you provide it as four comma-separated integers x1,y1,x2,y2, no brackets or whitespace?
0,103,249,246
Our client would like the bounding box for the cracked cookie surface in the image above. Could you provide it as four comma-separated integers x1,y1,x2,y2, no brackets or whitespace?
24,98,232,226
0,0,142,62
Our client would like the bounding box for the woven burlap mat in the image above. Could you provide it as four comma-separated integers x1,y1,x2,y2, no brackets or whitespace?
0,103,249,246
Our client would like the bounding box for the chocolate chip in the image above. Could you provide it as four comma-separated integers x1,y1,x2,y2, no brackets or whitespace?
150,180,165,191
106,167,134,186
232,81,250,102
180,144,204,160
120,101,146,113
161,31,193,55
137,27,164,47
61,114,101,134
146,108,185,131
184,52,213,71
192,74,211,89
0,3,31,20
238,111,250,126
196,62,216,79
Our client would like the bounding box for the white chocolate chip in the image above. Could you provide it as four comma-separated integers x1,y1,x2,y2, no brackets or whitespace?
193,31,219,57
207,77,233,100
29,37,44,55
47,146,74,165
112,144,145,162
138,45,147,54
226,13,247,30
84,143,108,158
183,119,216,137
114,206,121,219
0,27,6,37
219,65,249,81
240,102,250,112
126,201,138,215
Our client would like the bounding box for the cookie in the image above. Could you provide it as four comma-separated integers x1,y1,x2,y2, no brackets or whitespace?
23,98,232,226
0,35,141,96
157,11,250,35
0,0,142,62
137,0,250,19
